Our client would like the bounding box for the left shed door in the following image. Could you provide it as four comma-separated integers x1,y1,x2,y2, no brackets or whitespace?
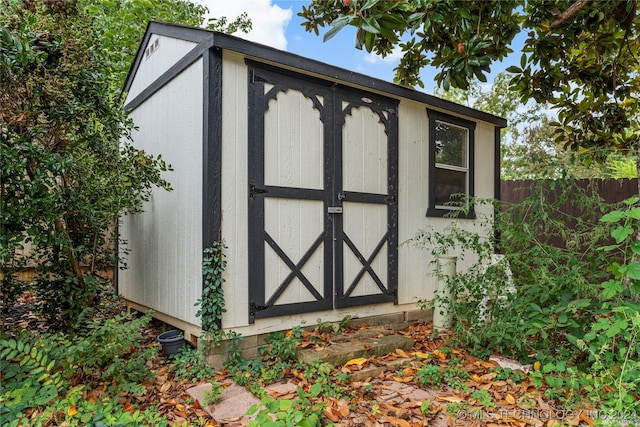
247,66,334,321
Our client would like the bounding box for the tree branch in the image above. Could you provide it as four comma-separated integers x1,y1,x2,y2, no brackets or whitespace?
550,0,591,29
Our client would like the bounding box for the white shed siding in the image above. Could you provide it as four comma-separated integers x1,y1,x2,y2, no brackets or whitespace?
120,25,505,337
397,100,433,304
119,59,204,326
126,35,198,101
219,52,250,329
396,103,497,305
216,59,498,335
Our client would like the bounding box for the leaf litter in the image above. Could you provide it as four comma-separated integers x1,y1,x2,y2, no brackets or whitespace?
5,296,610,427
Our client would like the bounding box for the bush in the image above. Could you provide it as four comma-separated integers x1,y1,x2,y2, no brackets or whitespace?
0,304,158,425
413,180,640,409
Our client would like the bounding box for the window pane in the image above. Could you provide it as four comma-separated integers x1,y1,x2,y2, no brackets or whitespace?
434,168,466,206
434,121,467,167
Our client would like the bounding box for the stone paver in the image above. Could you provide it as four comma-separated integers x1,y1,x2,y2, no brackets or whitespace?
186,382,259,425
298,329,414,366
186,380,300,426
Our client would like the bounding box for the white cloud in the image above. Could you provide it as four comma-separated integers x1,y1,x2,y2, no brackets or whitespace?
363,46,403,64
199,0,292,50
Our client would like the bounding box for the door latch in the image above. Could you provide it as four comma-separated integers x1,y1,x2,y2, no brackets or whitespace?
337,192,346,201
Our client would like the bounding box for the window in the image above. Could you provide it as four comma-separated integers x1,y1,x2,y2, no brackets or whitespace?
426,109,475,217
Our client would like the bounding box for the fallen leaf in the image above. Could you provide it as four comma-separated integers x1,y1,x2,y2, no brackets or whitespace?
433,350,447,360
67,406,78,416
160,382,172,393
345,357,368,366
123,403,133,412
534,361,541,371
413,351,430,359
323,408,339,422
435,395,464,403
338,401,350,417
505,393,516,405
579,412,594,426
387,417,411,427
395,349,409,358
392,376,412,383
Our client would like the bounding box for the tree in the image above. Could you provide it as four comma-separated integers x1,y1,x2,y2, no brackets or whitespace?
299,0,640,183
0,0,250,327
434,72,610,179
79,0,251,93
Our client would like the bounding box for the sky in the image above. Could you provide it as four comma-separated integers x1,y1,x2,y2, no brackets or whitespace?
199,0,526,97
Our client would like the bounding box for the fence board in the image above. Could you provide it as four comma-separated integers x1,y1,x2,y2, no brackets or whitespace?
500,178,638,249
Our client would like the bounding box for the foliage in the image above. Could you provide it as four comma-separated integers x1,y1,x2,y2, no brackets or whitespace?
246,384,328,427
1,0,172,325
300,1,640,175
36,385,169,427
315,315,351,335
435,74,613,180
0,333,65,425
606,154,639,178
412,180,622,360
79,0,251,93
412,180,640,409
568,198,640,410
303,359,350,398
170,346,217,383
201,381,224,407
1,0,252,327
415,364,443,387
196,241,228,335
228,328,304,395
0,303,160,425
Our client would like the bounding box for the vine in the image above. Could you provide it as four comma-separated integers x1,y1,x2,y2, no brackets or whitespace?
195,241,227,335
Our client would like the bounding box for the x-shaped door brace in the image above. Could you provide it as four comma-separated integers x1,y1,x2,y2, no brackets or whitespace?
341,232,389,298
263,231,325,306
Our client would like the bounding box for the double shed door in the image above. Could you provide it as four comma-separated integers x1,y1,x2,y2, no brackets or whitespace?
247,63,398,322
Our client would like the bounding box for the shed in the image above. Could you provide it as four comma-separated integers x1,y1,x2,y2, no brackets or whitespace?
118,22,506,343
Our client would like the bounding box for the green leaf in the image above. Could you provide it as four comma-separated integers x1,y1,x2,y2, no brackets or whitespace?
626,262,640,281
324,16,350,42
361,16,381,34
600,210,625,223
361,0,379,11
627,207,640,219
602,279,623,299
557,313,568,325
611,225,633,243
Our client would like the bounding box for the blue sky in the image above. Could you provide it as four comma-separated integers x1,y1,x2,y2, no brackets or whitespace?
202,0,526,95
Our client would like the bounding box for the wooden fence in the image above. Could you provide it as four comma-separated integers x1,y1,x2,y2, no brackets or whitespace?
501,178,638,206
499,178,638,249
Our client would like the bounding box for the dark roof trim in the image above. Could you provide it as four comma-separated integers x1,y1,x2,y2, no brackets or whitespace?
123,21,507,128
124,39,210,111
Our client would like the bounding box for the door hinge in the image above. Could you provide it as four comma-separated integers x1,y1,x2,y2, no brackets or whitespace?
249,184,269,199
249,301,269,316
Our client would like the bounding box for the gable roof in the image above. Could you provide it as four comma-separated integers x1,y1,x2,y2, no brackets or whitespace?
124,21,507,128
